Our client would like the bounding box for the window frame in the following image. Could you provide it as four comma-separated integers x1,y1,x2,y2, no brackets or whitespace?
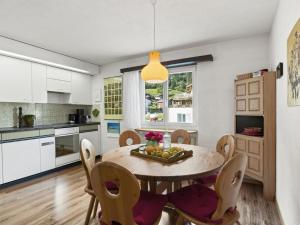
140,65,197,129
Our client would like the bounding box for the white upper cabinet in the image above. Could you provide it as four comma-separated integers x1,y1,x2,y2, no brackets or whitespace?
70,72,92,105
47,66,72,93
32,63,47,103
0,55,32,103
46,66,72,81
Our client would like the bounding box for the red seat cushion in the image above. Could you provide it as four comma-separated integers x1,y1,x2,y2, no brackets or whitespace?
168,184,222,224
99,191,167,225
195,174,218,185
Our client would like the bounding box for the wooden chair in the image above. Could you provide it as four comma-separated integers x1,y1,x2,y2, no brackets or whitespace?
119,130,141,147
80,139,118,225
169,153,247,225
195,134,235,186
171,129,191,144
216,134,235,163
80,139,98,225
90,161,168,225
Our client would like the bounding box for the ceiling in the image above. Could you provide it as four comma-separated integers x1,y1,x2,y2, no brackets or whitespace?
0,0,279,65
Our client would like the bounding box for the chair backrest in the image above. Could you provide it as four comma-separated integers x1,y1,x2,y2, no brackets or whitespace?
90,161,140,225
80,139,96,190
216,134,235,163
171,129,191,144
119,130,141,147
212,153,247,220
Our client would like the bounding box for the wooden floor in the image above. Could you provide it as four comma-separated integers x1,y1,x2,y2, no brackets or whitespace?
0,165,281,225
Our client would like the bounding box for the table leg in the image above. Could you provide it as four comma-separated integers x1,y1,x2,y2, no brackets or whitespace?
173,181,182,191
140,180,148,191
149,180,157,193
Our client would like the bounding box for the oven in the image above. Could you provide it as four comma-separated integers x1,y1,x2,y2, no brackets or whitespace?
55,127,80,167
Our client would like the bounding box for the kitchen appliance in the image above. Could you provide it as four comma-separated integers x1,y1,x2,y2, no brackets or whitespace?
55,127,80,167
68,114,76,124
75,109,87,123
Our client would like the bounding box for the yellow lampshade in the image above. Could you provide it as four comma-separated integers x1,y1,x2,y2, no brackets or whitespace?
141,51,168,83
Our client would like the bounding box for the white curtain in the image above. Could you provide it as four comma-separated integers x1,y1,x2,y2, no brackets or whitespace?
123,71,141,130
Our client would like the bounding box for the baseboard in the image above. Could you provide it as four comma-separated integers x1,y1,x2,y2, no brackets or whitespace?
275,198,285,225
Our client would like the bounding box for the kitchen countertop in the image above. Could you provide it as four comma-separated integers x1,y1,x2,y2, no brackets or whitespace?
0,122,101,133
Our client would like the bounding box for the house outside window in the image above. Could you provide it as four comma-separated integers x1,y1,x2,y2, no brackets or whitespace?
142,66,196,127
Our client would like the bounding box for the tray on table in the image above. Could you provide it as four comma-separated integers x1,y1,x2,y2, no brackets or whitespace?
130,146,193,164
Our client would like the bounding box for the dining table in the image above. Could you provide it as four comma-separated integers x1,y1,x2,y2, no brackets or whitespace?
101,143,225,193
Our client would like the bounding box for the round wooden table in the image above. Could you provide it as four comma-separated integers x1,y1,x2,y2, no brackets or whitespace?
102,144,225,193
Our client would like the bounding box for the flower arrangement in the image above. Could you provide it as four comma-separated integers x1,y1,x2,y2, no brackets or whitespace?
145,131,163,146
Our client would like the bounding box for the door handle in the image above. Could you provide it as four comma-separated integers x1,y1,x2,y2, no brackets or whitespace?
41,142,54,146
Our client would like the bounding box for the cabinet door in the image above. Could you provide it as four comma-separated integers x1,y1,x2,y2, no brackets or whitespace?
79,131,100,155
0,144,3,184
32,63,47,103
0,55,32,103
2,139,40,183
235,134,264,180
70,72,92,105
247,77,263,115
40,137,56,172
235,80,248,114
47,66,72,81
47,78,71,93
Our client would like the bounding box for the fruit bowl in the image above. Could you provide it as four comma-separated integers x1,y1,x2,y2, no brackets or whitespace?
131,145,193,164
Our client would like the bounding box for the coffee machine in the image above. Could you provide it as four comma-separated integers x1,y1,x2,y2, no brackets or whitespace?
75,109,87,124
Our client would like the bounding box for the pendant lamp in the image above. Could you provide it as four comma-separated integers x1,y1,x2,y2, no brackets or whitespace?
141,0,168,83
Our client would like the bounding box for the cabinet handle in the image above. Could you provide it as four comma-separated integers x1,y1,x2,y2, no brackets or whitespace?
41,142,54,146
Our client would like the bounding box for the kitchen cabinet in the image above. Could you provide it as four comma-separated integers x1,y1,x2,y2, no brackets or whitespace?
32,63,47,103
47,66,72,93
47,78,71,93
70,72,92,105
80,130,100,156
2,139,40,183
0,55,32,103
40,137,56,172
47,66,72,81
0,144,3,184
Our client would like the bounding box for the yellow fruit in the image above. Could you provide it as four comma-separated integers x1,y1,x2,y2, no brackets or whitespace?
162,152,170,159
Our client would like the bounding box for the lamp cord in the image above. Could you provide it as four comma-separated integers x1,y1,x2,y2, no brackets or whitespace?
151,0,157,50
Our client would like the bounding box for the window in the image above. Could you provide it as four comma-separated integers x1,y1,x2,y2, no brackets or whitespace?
143,67,194,124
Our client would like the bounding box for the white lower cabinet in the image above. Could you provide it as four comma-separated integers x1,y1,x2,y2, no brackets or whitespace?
2,139,40,183
80,131,100,156
40,137,56,172
0,144,3,184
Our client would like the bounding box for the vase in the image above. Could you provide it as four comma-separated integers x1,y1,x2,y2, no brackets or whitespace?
146,140,159,146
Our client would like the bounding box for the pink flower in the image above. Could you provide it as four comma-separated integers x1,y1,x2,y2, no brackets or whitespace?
145,131,163,142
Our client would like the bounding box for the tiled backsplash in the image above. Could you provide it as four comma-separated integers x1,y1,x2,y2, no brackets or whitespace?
0,103,92,128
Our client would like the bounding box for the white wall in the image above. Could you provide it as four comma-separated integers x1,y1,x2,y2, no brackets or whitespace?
0,36,99,74
94,35,269,152
269,0,300,224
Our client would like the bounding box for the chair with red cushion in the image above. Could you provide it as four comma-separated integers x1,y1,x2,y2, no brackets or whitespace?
119,130,141,147
80,139,119,225
90,161,168,225
195,134,235,186
169,153,247,225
